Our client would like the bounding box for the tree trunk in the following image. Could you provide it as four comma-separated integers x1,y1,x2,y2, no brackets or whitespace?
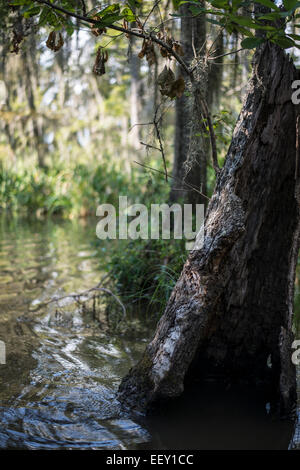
128,20,141,152
118,43,300,417
206,31,223,113
22,35,45,168
170,6,207,206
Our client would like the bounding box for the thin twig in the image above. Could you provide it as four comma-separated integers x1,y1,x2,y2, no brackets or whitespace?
153,106,168,181
93,287,126,318
143,0,163,29
191,22,197,59
101,32,124,48
190,77,220,175
208,47,244,60
201,98,220,174
34,0,220,178
140,141,161,152
34,0,190,74
133,160,210,200
153,16,176,30
129,121,153,131
30,276,126,319
206,26,225,58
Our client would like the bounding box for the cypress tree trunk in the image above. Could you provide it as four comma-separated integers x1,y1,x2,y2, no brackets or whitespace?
22,35,45,168
128,15,141,152
206,31,223,113
118,43,300,417
170,5,207,206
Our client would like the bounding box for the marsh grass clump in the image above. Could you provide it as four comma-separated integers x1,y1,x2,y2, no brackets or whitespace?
0,157,169,219
108,238,186,316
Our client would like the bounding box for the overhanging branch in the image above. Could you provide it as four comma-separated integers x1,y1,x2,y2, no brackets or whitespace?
33,0,220,176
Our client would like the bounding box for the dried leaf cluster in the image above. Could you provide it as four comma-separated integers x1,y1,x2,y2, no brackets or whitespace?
157,31,184,59
138,39,157,66
46,31,64,52
157,66,185,99
93,47,109,76
137,31,184,67
91,15,107,37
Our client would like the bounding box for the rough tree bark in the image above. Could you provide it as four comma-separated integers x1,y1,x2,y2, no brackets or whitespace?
118,42,300,417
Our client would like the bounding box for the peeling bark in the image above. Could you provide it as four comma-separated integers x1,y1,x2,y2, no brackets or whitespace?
118,43,300,417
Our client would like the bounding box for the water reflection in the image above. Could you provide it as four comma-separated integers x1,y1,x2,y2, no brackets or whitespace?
137,382,297,450
0,216,299,449
0,217,151,449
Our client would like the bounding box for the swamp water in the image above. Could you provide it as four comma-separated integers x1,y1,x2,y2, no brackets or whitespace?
0,217,299,450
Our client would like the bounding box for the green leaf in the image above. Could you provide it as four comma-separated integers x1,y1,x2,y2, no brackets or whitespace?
283,0,298,11
23,6,41,18
257,12,282,20
46,10,61,27
92,3,131,27
287,33,300,40
229,15,262,28
38,6,50,26
254,0,280,11
172,0,182,9
232,0,243,11
210,0,229,8
65,23,74,36
188,4,206,14
95,4,121,17
241,37,264,49
271,35,295,48
122,7,136,22
234,26,255,36
95,14,124,27
206,17,223,25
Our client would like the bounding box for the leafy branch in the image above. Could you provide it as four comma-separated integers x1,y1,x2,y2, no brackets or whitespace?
8,0,221,174
8,0,300,176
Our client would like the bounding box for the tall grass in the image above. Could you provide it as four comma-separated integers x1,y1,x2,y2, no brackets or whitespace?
0,157,169,218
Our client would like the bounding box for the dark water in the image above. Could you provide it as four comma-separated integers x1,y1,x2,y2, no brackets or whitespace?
0,217,299,450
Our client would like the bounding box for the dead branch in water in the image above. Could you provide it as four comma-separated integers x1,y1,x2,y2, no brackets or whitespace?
30,274,126,320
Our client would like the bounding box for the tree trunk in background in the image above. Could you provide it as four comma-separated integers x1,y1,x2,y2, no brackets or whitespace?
22,35,45,168
118,43,299,417
55,36,71,109
170,5,207,206
0,35,17,161
128,24,141,152
206,31,223,113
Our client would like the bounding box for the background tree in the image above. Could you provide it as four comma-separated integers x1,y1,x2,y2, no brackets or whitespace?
170,3,207,205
